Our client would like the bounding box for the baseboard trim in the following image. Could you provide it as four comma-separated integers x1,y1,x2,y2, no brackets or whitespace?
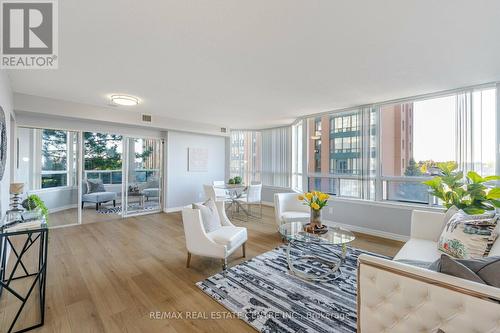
49,204,78,213
164,206,184,213
323,220,409,242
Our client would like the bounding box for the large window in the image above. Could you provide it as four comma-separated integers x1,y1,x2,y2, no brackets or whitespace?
84,132,123,183
307,108,377,199
261,127,291,188
41,129,69,188
229,130,261,184
379,87,497,204
230,128,292,188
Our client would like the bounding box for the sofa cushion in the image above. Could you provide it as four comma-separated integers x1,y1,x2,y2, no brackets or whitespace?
87,179,106,193
429,254,500,287
207,226,247,249
82,191,116,203
193,199,221,233
438,210,498,259
393,239,441,262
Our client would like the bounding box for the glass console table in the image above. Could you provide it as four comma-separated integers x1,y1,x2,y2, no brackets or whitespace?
279,221,355,282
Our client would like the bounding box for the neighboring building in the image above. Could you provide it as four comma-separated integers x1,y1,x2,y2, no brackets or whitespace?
380,103,414,176
307,104,413,196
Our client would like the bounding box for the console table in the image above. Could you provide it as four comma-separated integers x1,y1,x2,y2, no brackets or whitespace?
0,221,48,333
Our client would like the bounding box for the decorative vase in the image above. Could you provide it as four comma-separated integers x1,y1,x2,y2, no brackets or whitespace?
310,208,322,228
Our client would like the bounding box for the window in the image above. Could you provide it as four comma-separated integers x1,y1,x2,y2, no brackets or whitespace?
261,127,291,187
84,132,123,184
229,130,261,184
307,108,376,199
379,87,497,204
41,129,69,188
17,127,78,190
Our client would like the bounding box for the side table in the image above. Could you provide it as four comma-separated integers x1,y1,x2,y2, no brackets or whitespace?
0,221,48,333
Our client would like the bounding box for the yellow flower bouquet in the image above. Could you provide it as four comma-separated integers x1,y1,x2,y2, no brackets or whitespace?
298,191,330,230
298,191,330,210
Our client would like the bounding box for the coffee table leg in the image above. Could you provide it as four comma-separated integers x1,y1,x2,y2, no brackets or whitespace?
286,241,342,282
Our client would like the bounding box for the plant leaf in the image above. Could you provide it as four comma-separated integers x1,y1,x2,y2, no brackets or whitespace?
422,177,442,188
467,171,484,184
486,188,500,199
483,175,500,182
463,206,485,215
490,199,500,208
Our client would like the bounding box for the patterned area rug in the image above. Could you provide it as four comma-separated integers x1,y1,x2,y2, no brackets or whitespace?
197,242,390,333
96,203,159,214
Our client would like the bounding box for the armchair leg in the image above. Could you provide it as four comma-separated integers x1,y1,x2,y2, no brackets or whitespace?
222,258,228,270
242,243,246,258
113,200,116,207
81,201,84,209
96,203,99,211
186,252,192,268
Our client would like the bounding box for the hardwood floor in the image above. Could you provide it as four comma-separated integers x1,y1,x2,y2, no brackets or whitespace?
1,206,403,332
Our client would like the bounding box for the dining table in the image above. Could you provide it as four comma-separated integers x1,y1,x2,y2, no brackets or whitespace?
213,183,249,218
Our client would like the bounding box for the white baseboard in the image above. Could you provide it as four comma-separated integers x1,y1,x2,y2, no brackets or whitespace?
164,206,184,213
323,220,409,242
262,201,274,207
49,204,78,213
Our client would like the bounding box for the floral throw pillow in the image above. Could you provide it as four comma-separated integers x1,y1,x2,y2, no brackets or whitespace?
438,210,498,259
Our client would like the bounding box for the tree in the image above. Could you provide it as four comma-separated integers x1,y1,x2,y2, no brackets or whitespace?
84,132,123,170
404,158,423,176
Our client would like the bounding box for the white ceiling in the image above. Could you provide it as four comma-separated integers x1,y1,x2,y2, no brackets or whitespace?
8,0,500,129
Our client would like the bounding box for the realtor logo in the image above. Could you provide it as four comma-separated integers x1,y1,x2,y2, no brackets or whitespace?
1,0,58,68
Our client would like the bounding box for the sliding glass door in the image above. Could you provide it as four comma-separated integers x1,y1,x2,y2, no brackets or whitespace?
82,132,123,223
124,137,163,215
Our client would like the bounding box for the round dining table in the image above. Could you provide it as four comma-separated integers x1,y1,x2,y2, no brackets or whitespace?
213,183,249,217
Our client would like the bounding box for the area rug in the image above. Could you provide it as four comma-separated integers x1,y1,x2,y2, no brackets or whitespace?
96,203,159,214
196,242,390,333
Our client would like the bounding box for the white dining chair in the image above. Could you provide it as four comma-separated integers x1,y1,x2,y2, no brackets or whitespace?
236,183,263,219
212,180,229,199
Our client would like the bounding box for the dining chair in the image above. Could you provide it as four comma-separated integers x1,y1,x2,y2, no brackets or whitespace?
236,183,262,220
212,180,229,199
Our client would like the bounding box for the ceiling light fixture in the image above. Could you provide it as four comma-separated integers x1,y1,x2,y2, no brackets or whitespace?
110,94,139,106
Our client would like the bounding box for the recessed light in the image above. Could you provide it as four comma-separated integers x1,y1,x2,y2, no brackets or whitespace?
110,94,139,106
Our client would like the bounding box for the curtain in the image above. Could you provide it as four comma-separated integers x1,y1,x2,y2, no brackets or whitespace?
359,106,377,200
455,91,472,174
261,126,291,188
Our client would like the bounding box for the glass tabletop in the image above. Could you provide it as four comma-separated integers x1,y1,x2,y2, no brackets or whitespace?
279,221,355,245
213,184,247,190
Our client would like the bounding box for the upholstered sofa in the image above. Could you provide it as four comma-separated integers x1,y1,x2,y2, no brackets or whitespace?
357,210,500,332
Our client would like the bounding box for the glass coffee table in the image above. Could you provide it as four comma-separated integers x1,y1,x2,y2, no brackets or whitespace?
279,221,355,282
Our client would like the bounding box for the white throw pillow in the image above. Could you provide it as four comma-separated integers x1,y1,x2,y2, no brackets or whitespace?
438,210,498,259
192,199,222,233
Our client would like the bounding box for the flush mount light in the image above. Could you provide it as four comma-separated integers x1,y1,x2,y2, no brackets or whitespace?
110,94,139,106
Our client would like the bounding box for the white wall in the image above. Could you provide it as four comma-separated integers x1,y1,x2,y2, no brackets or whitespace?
166,131,226,210
0,72,13,217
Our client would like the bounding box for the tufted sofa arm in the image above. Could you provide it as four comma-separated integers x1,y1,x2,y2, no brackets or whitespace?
357,254,500,333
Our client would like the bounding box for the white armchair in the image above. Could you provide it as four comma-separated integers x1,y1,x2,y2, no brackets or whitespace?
181,201,247,270
274,193,309,228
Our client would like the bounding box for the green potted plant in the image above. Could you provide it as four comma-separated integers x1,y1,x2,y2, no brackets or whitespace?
228,178,235,185
422,162,500,214
233,176,242,185
22,194,49,222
